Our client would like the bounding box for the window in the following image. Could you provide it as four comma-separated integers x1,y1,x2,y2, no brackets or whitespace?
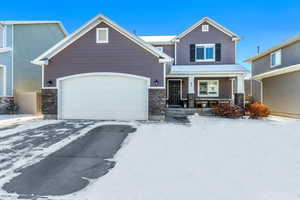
195,44,215,62
96,28,109,43
198,80,219,97
202,24,209,32
0,25,5,48
156,46,163,52
270,50,281,67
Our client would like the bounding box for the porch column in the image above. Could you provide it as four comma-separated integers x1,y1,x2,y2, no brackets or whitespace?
188,76,195,108
235,74,245,108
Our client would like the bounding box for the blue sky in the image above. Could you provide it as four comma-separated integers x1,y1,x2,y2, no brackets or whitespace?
1,0,300,69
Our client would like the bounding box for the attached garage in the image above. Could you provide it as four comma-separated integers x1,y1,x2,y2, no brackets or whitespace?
57,73,150,120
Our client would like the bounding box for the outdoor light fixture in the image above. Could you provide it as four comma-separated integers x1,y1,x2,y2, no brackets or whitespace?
154,79,159,86
47,80,53,86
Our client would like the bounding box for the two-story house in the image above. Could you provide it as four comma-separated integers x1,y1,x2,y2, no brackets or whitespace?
0,21,67,113
246,35,300,118
32,14,248,120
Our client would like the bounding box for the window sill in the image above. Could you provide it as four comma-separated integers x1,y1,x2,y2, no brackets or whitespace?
195,59,215,62
198,95,219,97
270,64,281,68
0,47,12,53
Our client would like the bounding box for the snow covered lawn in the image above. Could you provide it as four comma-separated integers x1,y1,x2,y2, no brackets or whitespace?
53,115,300,200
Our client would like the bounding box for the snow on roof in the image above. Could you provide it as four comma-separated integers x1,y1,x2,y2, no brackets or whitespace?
170,64,248,74
139,35,176,44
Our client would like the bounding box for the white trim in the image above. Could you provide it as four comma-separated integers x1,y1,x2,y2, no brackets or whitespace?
32,14,172,65
174,40,177,65
0,65,7,96
155,46,163,52
252,63,300,80
57,72,150,120
177,16,240,40
197,80,219,97
270,49,281,68
195,44,215,62
11,24,14,96
96,28,109,43
166,79,184,100
168,72,246,77
230,78,235,103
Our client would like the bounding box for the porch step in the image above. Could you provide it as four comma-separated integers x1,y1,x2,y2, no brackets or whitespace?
166,108,215,117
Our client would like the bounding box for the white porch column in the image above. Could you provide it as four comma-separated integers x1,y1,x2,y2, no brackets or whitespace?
188,76,195,94
237,74,245,94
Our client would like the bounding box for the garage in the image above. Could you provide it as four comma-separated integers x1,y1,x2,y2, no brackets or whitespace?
57,73,150,120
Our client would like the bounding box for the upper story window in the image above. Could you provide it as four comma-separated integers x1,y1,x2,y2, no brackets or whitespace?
270,50,281,68
0,25,5,48
195,44,215,62
96,28,109,43
156,46,163,52
198,80,219,97
202,25,209,32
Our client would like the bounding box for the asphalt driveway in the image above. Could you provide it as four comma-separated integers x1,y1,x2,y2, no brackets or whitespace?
0,121,135,199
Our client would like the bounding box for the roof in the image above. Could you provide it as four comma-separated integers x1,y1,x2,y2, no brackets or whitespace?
176,17,241,41
0,21,68,36
139,35,176,45
245,34,300,62
32,14,172,66
252,63,300,80
169,64,248,75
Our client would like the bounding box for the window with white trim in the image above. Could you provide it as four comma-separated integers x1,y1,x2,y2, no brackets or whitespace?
195,44,215,62
96,28,109,43
198,80,219,97
270,50,281,67
156,46,163,52
202,24,209,32
0,25,5,48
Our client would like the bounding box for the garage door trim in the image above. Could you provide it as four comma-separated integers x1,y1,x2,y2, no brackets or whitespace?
57,72,151,120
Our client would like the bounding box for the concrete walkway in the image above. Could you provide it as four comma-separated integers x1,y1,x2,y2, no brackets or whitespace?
3,125,136,198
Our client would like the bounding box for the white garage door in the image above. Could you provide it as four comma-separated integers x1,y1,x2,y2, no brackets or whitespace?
58,73,149,120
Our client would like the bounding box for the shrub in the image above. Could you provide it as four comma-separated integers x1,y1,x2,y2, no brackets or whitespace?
213,104,244,119
247,103,271,119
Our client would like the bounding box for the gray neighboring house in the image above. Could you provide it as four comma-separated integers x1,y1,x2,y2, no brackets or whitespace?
0,21,67,114
246,35,300,118
32,14,248,121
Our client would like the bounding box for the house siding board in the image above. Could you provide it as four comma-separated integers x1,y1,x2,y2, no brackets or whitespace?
252,40,300,76
153,44,175,58
13,24,65,93
0,25,13,96
45,22,164,87
194,77,232,99
177,22,235,65
263,71,300,118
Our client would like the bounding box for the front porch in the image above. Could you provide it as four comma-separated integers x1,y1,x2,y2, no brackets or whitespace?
166,64,247,109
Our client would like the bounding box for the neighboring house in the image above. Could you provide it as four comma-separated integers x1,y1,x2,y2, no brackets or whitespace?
32,14,248,120
0,21,67,114
246,35,300,118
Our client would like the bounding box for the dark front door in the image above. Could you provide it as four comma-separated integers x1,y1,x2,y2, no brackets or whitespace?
168,80,181,105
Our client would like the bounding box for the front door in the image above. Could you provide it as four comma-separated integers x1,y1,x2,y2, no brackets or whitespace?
168,80,181,105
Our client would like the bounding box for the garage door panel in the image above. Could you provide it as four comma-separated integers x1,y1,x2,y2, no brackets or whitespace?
59,74,148,120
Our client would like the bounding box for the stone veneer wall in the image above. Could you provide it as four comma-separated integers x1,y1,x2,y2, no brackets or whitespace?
148,89,166,120
41,89,58,119
234,93,245,108
0,97,15,114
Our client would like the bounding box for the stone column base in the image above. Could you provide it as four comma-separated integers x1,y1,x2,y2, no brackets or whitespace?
188,93,195,108
41,89,58,118
149,89,166,120
234,93,245,108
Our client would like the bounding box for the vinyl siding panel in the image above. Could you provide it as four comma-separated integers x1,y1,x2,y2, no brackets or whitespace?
177,22,235,65
153,44,175,58
45,22,164,87
263,71,300,118
13,24,65,93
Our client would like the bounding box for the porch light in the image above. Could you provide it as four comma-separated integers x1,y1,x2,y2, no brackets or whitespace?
47,80,53,86
154,79,159,86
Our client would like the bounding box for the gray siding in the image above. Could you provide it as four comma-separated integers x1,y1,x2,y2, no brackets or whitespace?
153,44,175,58
176,22,235,65
194,77,232,99
45,22,164,87
252,80,262,103
263,71,300,118
252,40,300,76
13,24,66,93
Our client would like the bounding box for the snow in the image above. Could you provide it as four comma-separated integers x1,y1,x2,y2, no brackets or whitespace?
52,116,300,200
170,64,248,74
139,35,176,43
2,116,300,200
0,114,42,128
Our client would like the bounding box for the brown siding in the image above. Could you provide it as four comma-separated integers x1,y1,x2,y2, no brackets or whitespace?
177,22,235,65
44,22,164,87
194,77,232,99
153,44,175,58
